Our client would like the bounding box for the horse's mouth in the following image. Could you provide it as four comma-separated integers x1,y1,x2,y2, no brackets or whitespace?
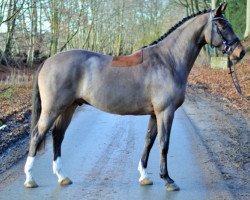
229,51,245,64
231,59,240,65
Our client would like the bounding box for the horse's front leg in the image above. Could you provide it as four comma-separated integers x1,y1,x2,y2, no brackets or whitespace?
156,108,180,191
138,115,157,185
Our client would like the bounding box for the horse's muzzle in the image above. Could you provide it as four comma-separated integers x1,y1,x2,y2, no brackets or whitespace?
229,43,246,62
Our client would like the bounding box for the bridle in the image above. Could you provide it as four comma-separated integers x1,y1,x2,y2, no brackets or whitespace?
209,12,250,100
210,12,240,54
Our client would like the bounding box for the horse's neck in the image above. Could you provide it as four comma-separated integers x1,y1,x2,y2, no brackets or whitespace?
156,14,208,80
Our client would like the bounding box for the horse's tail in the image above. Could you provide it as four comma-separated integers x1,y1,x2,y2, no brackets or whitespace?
30,62,44,151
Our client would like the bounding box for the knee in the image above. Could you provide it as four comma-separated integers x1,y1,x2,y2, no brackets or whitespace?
159,141,168,154
38,121,48,134
31,132,44,143
37,113,54,134
145,138,153,147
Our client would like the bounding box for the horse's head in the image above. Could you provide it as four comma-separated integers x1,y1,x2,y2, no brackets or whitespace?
204,3,245,63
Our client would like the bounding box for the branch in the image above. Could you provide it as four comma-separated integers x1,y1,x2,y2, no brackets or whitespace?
202,0,209,9
173,0,188,7
82,23,93,49
60,28,79,51
0,0,25,26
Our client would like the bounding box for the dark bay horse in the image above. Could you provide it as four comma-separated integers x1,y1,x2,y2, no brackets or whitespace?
24,3,245,190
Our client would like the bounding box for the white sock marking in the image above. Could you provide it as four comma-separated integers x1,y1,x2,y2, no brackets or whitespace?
24,156,35,183
138,160,149,182
53,157,67,182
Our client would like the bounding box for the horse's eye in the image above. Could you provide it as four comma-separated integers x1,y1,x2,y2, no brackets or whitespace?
221,25,227,30
218,23,227,30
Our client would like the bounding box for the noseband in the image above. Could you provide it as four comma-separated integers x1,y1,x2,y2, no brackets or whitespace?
210,12,240,55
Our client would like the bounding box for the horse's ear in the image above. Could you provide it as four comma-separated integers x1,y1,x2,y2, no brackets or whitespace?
221,2,228,13
214,2,228,16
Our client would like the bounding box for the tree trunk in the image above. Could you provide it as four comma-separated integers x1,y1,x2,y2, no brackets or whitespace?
115,0,125,55
211,0,218,57
4,0,17,57
194,0,199,12
211,0,217,9
244,0,250,38
89,0,96,51
50,0,59,56
27,0,38,67
190,0,195,14
39,0,43,47
184,0,190,15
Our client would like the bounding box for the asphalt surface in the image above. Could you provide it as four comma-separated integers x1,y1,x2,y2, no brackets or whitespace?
0,105,233,200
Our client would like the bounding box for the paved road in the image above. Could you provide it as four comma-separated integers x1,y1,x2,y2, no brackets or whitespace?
0,105,232,200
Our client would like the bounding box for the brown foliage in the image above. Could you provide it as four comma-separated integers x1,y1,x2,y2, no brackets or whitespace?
0,85,32,122
188,54,250,115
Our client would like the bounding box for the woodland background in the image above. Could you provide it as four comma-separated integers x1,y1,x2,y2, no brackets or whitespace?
0,0,249,68
0,2,249,199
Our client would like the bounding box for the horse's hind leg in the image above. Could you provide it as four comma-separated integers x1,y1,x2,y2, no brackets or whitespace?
24,110,59,188
138,115,157,185
52,104,77,186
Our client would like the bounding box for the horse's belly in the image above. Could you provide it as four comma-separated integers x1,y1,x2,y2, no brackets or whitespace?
90,98,154,115
82,90,154,115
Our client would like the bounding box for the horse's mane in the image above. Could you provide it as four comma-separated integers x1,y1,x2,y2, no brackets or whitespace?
142,9,211,49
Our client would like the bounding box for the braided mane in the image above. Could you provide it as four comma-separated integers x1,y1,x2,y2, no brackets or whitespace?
142,9,211,49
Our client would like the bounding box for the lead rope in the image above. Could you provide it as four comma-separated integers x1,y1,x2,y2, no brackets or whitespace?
227,55,250,100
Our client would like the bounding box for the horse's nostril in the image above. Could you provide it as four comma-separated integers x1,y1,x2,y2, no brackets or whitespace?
239,50,245,59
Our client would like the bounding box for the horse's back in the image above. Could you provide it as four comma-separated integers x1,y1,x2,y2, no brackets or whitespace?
44,50,110,67
39,49,111,84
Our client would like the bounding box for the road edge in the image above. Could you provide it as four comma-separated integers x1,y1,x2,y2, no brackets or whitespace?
181,105,234,200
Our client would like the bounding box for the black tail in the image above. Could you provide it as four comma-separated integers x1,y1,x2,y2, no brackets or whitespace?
30,62,44,151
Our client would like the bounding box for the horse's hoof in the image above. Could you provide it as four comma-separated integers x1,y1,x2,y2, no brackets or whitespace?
24,180,38,188
166,182,180,191
139,177,153,185
59,177,73,186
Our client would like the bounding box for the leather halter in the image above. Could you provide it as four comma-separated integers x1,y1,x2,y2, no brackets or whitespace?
210,12,240,55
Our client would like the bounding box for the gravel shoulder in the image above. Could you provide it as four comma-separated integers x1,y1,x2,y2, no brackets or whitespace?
184,85,250,200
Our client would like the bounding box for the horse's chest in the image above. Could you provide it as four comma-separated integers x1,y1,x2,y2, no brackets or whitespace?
171,86,186,108
152,83,185,110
